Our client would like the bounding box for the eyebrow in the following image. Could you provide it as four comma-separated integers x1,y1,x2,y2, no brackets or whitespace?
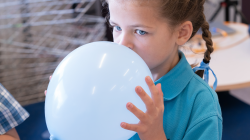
109,20,153,29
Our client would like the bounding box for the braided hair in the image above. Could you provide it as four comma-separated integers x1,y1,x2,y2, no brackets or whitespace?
102,0,214,78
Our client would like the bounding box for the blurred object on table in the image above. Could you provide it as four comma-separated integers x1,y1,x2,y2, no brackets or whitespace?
207,21,236,37
182,22,250,91
181,22,249,58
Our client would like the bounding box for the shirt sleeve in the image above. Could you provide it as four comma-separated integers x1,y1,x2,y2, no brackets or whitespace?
0,84,29,135
183,115,222,140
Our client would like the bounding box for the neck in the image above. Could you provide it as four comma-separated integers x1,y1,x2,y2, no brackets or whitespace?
150,50,180,82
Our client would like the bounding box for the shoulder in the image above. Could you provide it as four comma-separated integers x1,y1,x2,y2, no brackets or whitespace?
183,115,223,140
0,84,29,135
184,74,222,128
187,74,222,117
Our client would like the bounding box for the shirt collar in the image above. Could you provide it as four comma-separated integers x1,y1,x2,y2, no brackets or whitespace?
154,51,194,101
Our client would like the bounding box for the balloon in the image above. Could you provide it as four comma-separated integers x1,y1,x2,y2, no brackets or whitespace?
45,41,153,140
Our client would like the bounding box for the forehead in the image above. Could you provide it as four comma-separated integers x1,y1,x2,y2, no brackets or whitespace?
108,0,162,26
108,0,160,11
107,0,155,6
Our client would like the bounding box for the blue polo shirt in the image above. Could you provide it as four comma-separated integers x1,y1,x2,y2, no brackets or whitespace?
129,51,222,140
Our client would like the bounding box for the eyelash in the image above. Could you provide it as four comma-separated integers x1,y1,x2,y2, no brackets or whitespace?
136,30,147,35
109,25,148,35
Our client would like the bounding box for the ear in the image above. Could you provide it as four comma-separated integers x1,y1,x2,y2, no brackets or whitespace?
176,21,193,46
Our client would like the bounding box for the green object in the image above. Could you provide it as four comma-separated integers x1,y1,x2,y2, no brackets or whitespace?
13,23,23,28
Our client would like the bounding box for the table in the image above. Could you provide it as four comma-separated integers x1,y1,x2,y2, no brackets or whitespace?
183,23,250,92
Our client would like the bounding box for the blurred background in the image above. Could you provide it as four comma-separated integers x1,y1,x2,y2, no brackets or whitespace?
0,0,249,140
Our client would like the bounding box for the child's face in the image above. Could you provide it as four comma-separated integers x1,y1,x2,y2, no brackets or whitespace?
109,0,179,72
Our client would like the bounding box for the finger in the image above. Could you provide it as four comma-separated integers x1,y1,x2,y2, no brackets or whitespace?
156,84,164,109
145,76,162,107
135,86,155,114
126,102,147,122
49,75,52,80
120,122,144,133
44,90,47,96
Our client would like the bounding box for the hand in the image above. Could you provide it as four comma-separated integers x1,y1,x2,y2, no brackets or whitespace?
0,128,20,140
121,76,167,140
44,75,52,96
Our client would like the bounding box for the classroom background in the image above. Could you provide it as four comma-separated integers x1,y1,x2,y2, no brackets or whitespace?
0,0,249,140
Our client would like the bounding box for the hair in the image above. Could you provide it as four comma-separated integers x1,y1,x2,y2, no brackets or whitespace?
101,0,213,78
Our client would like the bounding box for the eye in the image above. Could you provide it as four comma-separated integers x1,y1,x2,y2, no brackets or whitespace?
136,30,147,35
114,26,122,31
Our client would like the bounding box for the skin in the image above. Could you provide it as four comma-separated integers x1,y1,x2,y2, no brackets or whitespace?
45,1,193,139
0,128,20,140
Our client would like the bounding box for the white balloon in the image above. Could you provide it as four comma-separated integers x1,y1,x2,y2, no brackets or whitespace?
45,41,153,140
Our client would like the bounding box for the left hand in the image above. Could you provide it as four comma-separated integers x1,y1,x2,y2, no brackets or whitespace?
121,76,167,140
0,128,20,140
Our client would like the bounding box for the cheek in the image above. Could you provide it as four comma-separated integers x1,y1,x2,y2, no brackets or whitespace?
133,45,156,67
136,40,174,69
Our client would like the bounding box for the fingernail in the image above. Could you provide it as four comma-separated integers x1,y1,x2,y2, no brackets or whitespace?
127,102,133,108
137,87,142,92
121,122,126,127
146,76,151,82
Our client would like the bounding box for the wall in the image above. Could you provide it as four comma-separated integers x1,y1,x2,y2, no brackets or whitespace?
204,0,242,23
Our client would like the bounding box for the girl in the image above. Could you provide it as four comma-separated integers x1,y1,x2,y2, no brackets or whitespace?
45,0,222,139
102,0,222,140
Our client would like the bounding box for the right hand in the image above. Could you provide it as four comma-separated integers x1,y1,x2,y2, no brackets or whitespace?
44,75,52,96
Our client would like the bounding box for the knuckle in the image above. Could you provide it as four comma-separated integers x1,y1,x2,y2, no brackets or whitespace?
154,90,160,95
160,108,164,113
140,126,147,133
141,93,148,100
161,106,165,111
140,90,146,96
140,113,147,120
127,125,131,130
133,126,139,132
148,100,154,106
149,80,154,86
152,113,159,119
149,83,155,88
146,119,153,126
159,107,164,113
153,109,162,118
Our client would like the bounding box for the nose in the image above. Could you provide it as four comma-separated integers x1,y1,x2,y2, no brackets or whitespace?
118,33,134,50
